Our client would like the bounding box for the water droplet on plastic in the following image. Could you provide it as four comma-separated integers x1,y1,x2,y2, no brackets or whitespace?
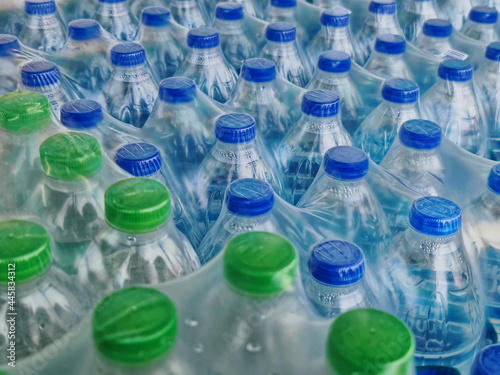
246,342,261,352
184,318,198,327
193,343,204,353
127,236,136,245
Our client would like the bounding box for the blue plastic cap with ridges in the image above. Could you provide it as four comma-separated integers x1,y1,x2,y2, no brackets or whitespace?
399,119,442,150
321,8,350,27
241,58,276,82
21,61,60,87
68,19,101,41
115,143,162,177
416,367,460,375
271,0,296,8
438,60,473,82
0,35,20,57
25,0,56,15
409,197,461,236
215,113,256,143
375,34,406,54
188,28,219,49
422,19,453,37
323,146,369,180
111,43,146,66
318,51,351,73
159,77,197,103
469,6,498,24
141,6,171,27
60,100,104,129
225,178,274,217
308,240,365,286
382,78,419,104
98,0,126,3
471,344,500,375
488,164,500,194
301,90,340,117
369,0,397,15
266,22,296,42
486,42,500,62
216,3,244,20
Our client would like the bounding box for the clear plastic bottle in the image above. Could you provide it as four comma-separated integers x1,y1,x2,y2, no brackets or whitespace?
355,78,421,164
102,42,158,128
461,6,499,43
436,0,472,30
278,89,352,204
267,0,297,23
19,0,66,52
364,34,414,81
421,60,486,157
260,22,310,88
471,344,500,375
414,18,453,57
0,35,21,97
170,0,207,28
399,0,438,43
94,0,138,41
177,28,237,103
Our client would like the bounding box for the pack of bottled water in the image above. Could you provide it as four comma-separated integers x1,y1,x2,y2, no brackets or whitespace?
1,0,500,374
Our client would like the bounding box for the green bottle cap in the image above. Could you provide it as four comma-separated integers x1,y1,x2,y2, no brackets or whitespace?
0,220,51,284
105,178,171,233
0,91,52,134
224,231,298,296
40,132,102,180
92,287,177,365
327,309,415,375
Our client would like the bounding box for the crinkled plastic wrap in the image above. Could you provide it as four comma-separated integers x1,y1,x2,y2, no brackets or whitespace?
56,0,98,24
0,1,24,36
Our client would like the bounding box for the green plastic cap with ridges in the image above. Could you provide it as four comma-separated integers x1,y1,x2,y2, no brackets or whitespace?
0,91,52,134
327,309,415,375
40,132,102,180
0,220,51,285
105,178,171,233
224,231,298,296
92,287,177,365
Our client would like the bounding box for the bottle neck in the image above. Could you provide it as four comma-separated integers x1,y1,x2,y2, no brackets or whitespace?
214,19,244,35
25,13,60,30
93,348,174,375
415,34,451,54
171,0,199,10
481,189,500,213
43,173,100,192
111,63,151,83
107,222,170,246
268,6,295,19
405,227,461,255
211,140,260,164
481,59,500,73
97,1,129,17
366,12,399,29
315,70,350,85
324,177,370,202
319,25,350,40
382,100,419,118
186,46,224,65
403,0,437,15
466,19,496,31
139,25,173,42
298,113,343,134
263,40,298,57
436,77,474,96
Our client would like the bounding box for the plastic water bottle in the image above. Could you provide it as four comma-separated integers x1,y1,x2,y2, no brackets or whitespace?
471,344,500,375
414,19,453,57
94,0,138,41
260,22,310,88
170,0,207,28
176,28,237,103
355,78,420,164
461,6,499,43
137,6,185,82
78,177,200,300
278,89,352,204
297,146,391,266
102,42,158,128
399,0,438,43
435,0,472,30
19,0,66,52
364,34,414,81
214,3,256,73
421,60,486,157
267,0,297,23
382,196,484,372
380,119,445,196
304,240,378,318
307,51,364,136
0,35,20,97
0,219,89,362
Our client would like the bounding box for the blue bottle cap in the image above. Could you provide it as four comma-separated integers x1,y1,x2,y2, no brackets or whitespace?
323,146,369,180
409,197,461,236
422,19,453,38
98,0,126,3
374,34,406,54
0,35,20,57
469,6,498,24
159,77,197,103
416,366,460,375
399,120,442,150
241,58,276,82
318,51,351,73
382,79,419,104
321,8,350,27
141,6,171,27
308,240,365,286
225,178,274,217
486,42,500,62
21,61,60,87
115,143,162,177
111,43,146,67
271,0,296,8
369,0,397,15
60,100,104,129
488,164,500,194
438,60,473,82
216,3,244,20
187,28,219,49
68,19,101,41
215,113,256,143
266,22,296,42
25,0,56,15
471,344,500,375
301,90,340,117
